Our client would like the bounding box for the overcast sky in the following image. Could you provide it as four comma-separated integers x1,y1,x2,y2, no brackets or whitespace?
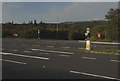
2,2,118,23
2,0,120,2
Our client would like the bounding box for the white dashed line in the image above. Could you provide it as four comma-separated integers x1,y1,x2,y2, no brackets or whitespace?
0,59,27,65
13,50,18,51
32,49,74,55
110,60,120,63
81,57,96,60
78,48,85,49
70,70,120,80
58,54,70,57
61,47,71,49
46,46,54,48
45,53,49,54
1,52,50,60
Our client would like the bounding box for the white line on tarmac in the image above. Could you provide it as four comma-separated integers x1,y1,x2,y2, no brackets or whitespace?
46,46,54,48
61,47,71,49
58,54,70,57
13,50,18,51
0,59,27,65
110,60,120,63
78,48,85,49
70,70,120,80
32,49,74,55
1,52,50,60
81,57,96,60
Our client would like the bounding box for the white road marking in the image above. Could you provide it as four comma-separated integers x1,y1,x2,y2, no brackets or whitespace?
1,52,50,60
24,51,32,53
45,53,49,54
110,60,120,63
58,54,70,57
32,49,74,55
61,47,71,49
81,57,96,60
46,46,54,48
13,50,18,51
0,59,27,65
70,70,120,80
78,48,85,49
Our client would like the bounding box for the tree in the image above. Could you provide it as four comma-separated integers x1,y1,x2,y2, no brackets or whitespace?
34,19,37,25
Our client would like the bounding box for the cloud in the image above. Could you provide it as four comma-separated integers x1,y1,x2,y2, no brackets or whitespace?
2,2,118,23
2,2,24,23
32,2,117,23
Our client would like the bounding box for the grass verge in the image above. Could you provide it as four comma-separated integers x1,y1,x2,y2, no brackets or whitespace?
82,48,120,55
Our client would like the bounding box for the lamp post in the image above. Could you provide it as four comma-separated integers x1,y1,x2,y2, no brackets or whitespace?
56,16,58,40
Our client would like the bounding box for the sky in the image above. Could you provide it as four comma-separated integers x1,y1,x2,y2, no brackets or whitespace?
1,0,120,2
2,2,118,23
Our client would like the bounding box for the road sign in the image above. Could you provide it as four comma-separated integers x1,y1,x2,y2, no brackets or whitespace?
98,34,101,37
13,34,18,37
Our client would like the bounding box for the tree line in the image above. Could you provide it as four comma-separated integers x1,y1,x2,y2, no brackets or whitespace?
2,8,120,41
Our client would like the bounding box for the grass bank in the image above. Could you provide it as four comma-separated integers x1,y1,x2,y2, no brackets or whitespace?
82,48,120,55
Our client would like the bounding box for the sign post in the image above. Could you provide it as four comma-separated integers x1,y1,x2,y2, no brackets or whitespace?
38,29,40,39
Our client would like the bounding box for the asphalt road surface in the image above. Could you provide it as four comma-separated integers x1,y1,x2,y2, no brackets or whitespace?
1,39,120,80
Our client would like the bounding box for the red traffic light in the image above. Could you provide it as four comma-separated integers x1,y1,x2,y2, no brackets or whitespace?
13,34,18,36
98,34,101,37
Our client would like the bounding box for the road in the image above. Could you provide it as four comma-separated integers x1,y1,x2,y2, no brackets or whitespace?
1,39,120,80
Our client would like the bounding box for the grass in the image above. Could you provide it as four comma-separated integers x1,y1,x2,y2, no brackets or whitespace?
82,48,120,55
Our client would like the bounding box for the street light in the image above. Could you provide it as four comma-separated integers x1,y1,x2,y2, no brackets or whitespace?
56,16,58,40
